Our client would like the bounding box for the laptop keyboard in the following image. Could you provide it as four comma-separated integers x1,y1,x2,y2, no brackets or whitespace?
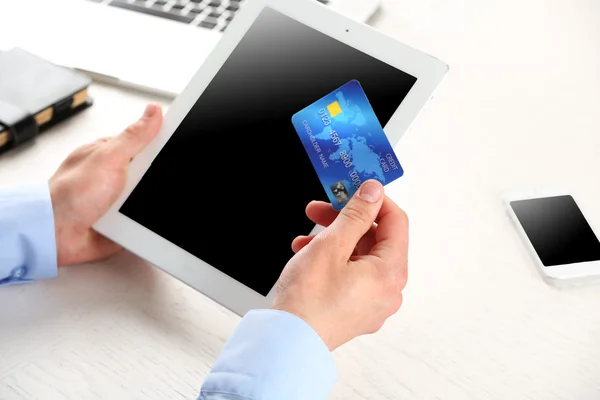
86,0,331,32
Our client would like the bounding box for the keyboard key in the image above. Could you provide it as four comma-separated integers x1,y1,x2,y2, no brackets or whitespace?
108,0,195,23
94,0,330,30
199,16,218,28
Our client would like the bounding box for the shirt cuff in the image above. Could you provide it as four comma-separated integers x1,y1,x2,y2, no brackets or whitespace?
200,309,337,400
0,182,58,284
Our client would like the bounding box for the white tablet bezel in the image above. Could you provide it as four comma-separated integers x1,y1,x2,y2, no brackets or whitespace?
93,0,449,316
503,188,600,283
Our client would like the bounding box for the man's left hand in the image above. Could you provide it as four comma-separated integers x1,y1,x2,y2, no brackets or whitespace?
49,103,163,267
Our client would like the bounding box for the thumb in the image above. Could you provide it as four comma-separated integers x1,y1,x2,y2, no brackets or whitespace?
327,180,384,256
113,103,163,159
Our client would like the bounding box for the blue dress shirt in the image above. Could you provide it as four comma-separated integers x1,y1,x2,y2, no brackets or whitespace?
0,183,58,285
0,184,337,399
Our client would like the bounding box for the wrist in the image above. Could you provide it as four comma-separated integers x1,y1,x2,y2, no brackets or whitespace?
270,304,337,351
49,179,69,267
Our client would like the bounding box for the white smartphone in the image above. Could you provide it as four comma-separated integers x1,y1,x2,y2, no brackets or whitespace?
504,190,600,284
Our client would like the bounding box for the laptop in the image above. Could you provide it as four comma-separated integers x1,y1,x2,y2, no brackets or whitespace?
0,0,380,97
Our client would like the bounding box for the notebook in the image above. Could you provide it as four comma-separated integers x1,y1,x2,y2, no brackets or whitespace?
0,48,92,153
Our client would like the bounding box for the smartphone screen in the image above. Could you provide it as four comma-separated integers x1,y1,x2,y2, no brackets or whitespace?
510,195,600,266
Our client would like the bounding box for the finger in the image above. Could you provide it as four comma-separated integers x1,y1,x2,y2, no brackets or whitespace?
111,104,163,160
76,231,123,266
94,136,112,144
355,225,378,256
369,196,409,264
65,136,113,164
291,235,315,253
306,201,339,227
326,180,384,258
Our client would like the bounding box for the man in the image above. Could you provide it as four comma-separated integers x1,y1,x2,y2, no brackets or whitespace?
0,104,409,400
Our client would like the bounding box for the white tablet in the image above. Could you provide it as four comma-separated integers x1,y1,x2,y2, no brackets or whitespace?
93,0,448,316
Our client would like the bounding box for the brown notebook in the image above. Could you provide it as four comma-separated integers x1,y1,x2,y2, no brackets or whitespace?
0,48,93,153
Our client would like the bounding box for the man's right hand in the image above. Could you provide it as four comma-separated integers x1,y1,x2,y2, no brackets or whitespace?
272,180,409,351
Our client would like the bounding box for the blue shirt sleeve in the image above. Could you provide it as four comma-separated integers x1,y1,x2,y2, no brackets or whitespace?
0,183,58,285
199,309,337,400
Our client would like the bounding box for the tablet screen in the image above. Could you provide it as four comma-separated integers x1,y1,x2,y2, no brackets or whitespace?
120,7,417,296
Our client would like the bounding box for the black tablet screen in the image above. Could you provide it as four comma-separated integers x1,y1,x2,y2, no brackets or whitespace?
120,7,417,296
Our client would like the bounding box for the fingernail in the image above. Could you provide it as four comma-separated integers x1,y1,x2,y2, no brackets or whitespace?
358,180,383,203
143,104,157,118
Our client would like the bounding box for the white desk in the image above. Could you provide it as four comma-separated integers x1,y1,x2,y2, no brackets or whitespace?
2,0,600,398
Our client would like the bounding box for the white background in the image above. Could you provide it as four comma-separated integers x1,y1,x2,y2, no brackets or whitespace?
1,0,600,398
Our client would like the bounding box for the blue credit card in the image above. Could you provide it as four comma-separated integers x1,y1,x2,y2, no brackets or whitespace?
292,79,404,210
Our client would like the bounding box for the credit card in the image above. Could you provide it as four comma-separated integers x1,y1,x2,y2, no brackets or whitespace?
292,79,404,210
